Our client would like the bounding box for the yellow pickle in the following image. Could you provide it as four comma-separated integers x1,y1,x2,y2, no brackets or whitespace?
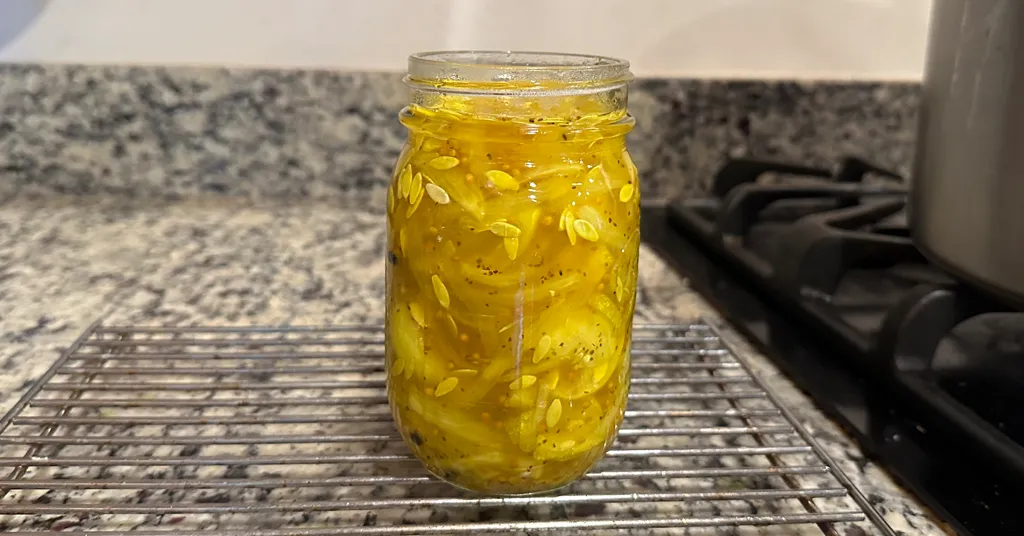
385,51,640,495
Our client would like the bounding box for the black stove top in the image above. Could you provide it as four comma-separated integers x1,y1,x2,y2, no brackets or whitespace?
642,156,1024,536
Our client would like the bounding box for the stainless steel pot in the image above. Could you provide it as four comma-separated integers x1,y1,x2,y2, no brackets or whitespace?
911,0,1024,305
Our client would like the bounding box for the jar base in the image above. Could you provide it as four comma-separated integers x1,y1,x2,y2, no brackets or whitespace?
421,464,578,497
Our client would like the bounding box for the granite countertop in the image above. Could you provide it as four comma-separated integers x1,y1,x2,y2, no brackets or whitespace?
0,195,947,534
0,60,936,534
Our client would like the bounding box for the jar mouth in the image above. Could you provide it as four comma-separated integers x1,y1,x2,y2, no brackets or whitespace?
406,50,633,96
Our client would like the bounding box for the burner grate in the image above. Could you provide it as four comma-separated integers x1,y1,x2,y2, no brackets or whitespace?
0,321,892,535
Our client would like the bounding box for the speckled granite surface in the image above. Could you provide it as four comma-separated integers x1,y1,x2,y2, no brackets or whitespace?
0,63,940,533
0,196,947,534
0,65,919,203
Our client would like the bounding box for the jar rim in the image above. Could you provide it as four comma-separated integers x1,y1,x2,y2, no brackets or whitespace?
406,50,633,96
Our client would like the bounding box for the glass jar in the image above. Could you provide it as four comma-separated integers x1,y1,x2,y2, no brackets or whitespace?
385,51,639,495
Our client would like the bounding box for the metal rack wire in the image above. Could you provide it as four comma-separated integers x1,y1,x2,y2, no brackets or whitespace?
0,320,894,535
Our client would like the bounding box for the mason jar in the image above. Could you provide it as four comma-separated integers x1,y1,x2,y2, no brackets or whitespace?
385,51,640,495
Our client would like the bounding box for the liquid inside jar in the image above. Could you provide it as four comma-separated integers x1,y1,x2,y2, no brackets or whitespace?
386,57,639,495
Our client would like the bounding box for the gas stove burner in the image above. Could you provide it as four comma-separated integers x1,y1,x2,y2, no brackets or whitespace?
673,156,925,295
670,157,951,354
651,155,1024,535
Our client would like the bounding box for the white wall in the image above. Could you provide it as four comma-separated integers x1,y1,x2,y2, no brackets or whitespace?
0,0,932,80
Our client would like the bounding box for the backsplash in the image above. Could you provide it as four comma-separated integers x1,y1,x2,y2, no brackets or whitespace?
0,64,920,204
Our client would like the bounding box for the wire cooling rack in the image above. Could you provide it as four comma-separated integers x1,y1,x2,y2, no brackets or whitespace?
0,320,894,535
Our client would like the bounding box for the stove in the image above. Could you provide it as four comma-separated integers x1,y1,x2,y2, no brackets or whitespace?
641,156,1024,536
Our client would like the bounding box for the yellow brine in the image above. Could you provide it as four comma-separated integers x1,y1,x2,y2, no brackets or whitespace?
386,51,639,495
